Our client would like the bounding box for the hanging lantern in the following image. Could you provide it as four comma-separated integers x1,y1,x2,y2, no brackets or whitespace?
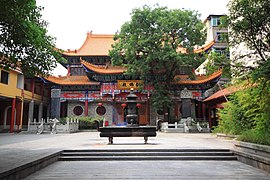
136,103,141,108
121,103,127,108
98,103,103,107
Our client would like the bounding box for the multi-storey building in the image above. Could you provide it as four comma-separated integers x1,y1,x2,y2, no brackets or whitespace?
0,57,51,133
196,14,229,75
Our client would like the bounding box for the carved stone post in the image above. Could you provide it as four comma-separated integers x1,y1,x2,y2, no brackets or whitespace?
51,89,61,119
28,100,34,122
38,102,43,122
180,88,192,118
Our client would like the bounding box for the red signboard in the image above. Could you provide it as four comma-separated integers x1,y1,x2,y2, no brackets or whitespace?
192,92,202,97
62,93,84,99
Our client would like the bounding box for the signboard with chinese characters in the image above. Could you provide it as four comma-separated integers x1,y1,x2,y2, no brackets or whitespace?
117,80,143,90
60,91,101,101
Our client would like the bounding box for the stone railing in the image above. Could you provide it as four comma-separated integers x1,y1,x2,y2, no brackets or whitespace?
28,117,79,134
232,141,270,173
160,118,210,133
56,118,79,133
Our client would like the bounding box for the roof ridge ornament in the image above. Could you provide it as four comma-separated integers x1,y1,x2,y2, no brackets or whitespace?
87,30,93,36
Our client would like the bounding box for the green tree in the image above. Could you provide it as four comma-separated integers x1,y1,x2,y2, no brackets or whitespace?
204,51,231,78
214,0,270,145
0,0,60,76
214,82,270,145
227,0,270,81
110,5,205,111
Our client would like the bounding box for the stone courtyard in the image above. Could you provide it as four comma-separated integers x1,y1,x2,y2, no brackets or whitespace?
0,132,269,179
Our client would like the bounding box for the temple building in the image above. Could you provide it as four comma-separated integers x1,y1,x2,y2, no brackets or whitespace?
203,86,238,127
0,57,51,133
44,32,222,126
0,14,228,132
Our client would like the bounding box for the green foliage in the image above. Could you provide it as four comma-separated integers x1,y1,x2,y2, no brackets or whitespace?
0,0,61,76
215,0,270,145
214,81,270,145
227,0,270,81
252,57,270,82
238,129,270,146
75,116,103,129
204,51,231,78
110,5,206,111
59,117,67,125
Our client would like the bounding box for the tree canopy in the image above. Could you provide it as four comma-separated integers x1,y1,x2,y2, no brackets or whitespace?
214,0,270,145
227,0,270,81
0,0,60,77
110,5,205,110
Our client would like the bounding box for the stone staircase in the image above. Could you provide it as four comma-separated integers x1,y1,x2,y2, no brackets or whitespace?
58,149,237,161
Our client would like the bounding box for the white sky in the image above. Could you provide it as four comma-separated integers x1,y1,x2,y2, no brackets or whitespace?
37,0,229,51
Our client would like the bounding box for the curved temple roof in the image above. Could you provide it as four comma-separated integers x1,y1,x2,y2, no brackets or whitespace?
193,40,215,53
61,32,115,56
81,58,222,85
81,59,127,74
203,86,239,102
45,75,100,85
60,32,215,56
173,69,222,85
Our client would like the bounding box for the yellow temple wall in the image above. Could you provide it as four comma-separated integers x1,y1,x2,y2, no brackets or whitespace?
0,69,22,99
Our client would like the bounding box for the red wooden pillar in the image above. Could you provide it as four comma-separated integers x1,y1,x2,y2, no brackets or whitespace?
10,98,16,133
16,99,23,131
174,101,179,120
146,99,150,124
208,107,213,128
85,100,88,116
202,103,206,119
84,91,88,116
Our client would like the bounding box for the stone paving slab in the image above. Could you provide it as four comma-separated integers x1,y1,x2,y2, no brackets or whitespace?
0,132,234,173
0,131,269,179
23,161,270,180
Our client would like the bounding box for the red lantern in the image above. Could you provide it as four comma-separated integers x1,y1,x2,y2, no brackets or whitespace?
98,103,103,107
136,103,141,108
121,103,127,108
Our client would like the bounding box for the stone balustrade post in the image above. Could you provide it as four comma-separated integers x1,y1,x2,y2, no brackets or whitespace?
51,89,61,119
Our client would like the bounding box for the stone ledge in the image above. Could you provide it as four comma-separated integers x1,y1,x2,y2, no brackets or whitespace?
233,141,270,173
216,133,238,139
234,141,270,154
234,141,270,155
163,128,185,133
0,152,60,180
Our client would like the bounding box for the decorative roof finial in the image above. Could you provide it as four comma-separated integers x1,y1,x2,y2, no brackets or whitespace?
87,30,93,36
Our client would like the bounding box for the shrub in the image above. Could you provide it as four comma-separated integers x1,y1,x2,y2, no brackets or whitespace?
69,116,103,130
59,117,67,125
214,81,270,145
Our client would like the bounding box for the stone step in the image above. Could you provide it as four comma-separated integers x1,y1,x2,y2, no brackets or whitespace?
163,128,185,133
58,155,237,161
58,149,237,161
60,151,234,157
61,149,232,152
